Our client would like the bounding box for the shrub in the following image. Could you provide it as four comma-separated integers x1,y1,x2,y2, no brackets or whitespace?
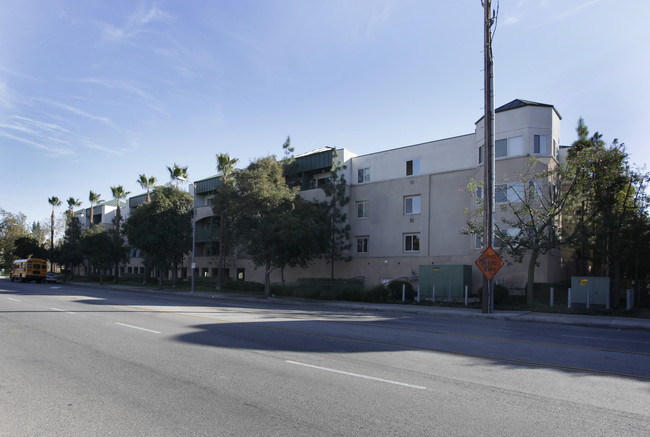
478,283,510,305
366,285,390,303
387,280,416,301
224,280,264,292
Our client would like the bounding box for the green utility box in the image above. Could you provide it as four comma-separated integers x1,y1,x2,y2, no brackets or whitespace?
570,276,610,309
418,265,472,301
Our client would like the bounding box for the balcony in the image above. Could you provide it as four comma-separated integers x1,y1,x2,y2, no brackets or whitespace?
195,229,219,243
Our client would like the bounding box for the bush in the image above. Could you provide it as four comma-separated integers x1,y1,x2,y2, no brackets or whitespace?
478,283,510,305
224,280,264,292
387,280,416,302
366,285,390,303
338,285,365,301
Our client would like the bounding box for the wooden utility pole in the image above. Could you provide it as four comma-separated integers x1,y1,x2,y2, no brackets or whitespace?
482,0,496,313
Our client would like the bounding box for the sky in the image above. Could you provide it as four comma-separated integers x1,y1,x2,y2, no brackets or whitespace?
1,0,649,226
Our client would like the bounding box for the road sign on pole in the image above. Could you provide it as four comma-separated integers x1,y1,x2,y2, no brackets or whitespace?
475,246,503,281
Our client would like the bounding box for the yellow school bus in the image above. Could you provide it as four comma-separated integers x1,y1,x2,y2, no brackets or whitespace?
10,258,48,283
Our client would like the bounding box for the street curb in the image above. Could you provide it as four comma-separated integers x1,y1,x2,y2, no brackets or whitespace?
60,280,650,332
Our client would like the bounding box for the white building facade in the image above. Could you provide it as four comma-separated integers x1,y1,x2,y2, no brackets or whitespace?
124,99,569,291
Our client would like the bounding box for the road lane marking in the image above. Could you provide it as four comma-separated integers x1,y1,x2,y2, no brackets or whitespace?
115,322,161,334
119,305,650,380
51,307,76,314
7,297,21,302
561,334,650,345
286,360,427,390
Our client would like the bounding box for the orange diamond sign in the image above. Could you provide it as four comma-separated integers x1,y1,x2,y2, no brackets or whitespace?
475,246,504,280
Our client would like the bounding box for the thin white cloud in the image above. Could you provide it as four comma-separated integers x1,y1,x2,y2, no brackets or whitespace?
531,0,600,29
59,77,169,116
99,2,173,46
34,98,118,130
0,131,74,156
81,141,121,155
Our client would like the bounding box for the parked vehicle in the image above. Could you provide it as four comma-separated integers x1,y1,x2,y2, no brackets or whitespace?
10,258,48,283
45,272,58,283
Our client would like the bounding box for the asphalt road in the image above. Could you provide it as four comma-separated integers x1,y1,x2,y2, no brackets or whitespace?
1,278,649,436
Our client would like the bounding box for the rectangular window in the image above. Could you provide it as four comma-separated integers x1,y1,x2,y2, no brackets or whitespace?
406,159,420,176
358,168,370,183
495,139,507,158
357,201,370,219
495,136,524,158
534,134,548,155
404,233,420,252
404,195,421,214
495,184,508,203
356,236,369,253
478,146,483,164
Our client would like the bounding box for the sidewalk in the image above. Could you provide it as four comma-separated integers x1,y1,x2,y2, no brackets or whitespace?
71,281,650,332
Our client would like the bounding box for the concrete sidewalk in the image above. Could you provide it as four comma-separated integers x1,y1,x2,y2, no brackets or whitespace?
69,281,650,332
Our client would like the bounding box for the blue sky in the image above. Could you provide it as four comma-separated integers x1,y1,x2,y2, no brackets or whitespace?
1,0,649,226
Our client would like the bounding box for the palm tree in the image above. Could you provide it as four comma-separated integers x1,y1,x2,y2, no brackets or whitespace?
48,196,61,272
110,185,130,236
48,196,61,251
110,185,130,283
66,197,81,218
216,153,238,290
166,163,189,188
88,191,103,226
137,174,157,203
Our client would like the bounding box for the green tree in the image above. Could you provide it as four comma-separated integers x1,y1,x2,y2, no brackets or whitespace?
321,151,351,279
273,197,330,284
124,185,193,289
137,174,157,203
110,185,130,282
58,214,83,280
465,158,578,305
14,236,48,260
79,225,114,284
214,153,239,290
30,221,48,247
0,209,29,270
232,156,300,297
167,163,189,188
563,120,650,303
88,190,103,226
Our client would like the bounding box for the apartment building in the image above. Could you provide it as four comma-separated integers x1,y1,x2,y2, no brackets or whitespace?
123,99,568,291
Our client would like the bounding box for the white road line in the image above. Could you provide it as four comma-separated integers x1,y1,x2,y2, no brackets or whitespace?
561,334,650,345
7,297,21,302
286,360,427,390
115,322,161,334
51,307,76,314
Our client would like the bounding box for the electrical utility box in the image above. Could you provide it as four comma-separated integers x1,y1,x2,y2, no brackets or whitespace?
418,265,472,301
570,276,610,309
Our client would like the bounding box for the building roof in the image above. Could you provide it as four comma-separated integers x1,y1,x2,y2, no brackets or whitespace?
476,99,562,123
295,146,335,158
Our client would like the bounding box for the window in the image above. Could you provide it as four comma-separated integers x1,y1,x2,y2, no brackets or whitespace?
495,184,508,203
404,233,420,252
495,136,524,158
358,168,370,183
496,183,529,203
404,195,421,214
317,177,332,188
406,159,420,176
534,134,548,155
357,201,370,219
356,236,369,253
478,146,483,164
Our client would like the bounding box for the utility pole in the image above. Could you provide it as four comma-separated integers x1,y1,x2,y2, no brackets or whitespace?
482,0,496,313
